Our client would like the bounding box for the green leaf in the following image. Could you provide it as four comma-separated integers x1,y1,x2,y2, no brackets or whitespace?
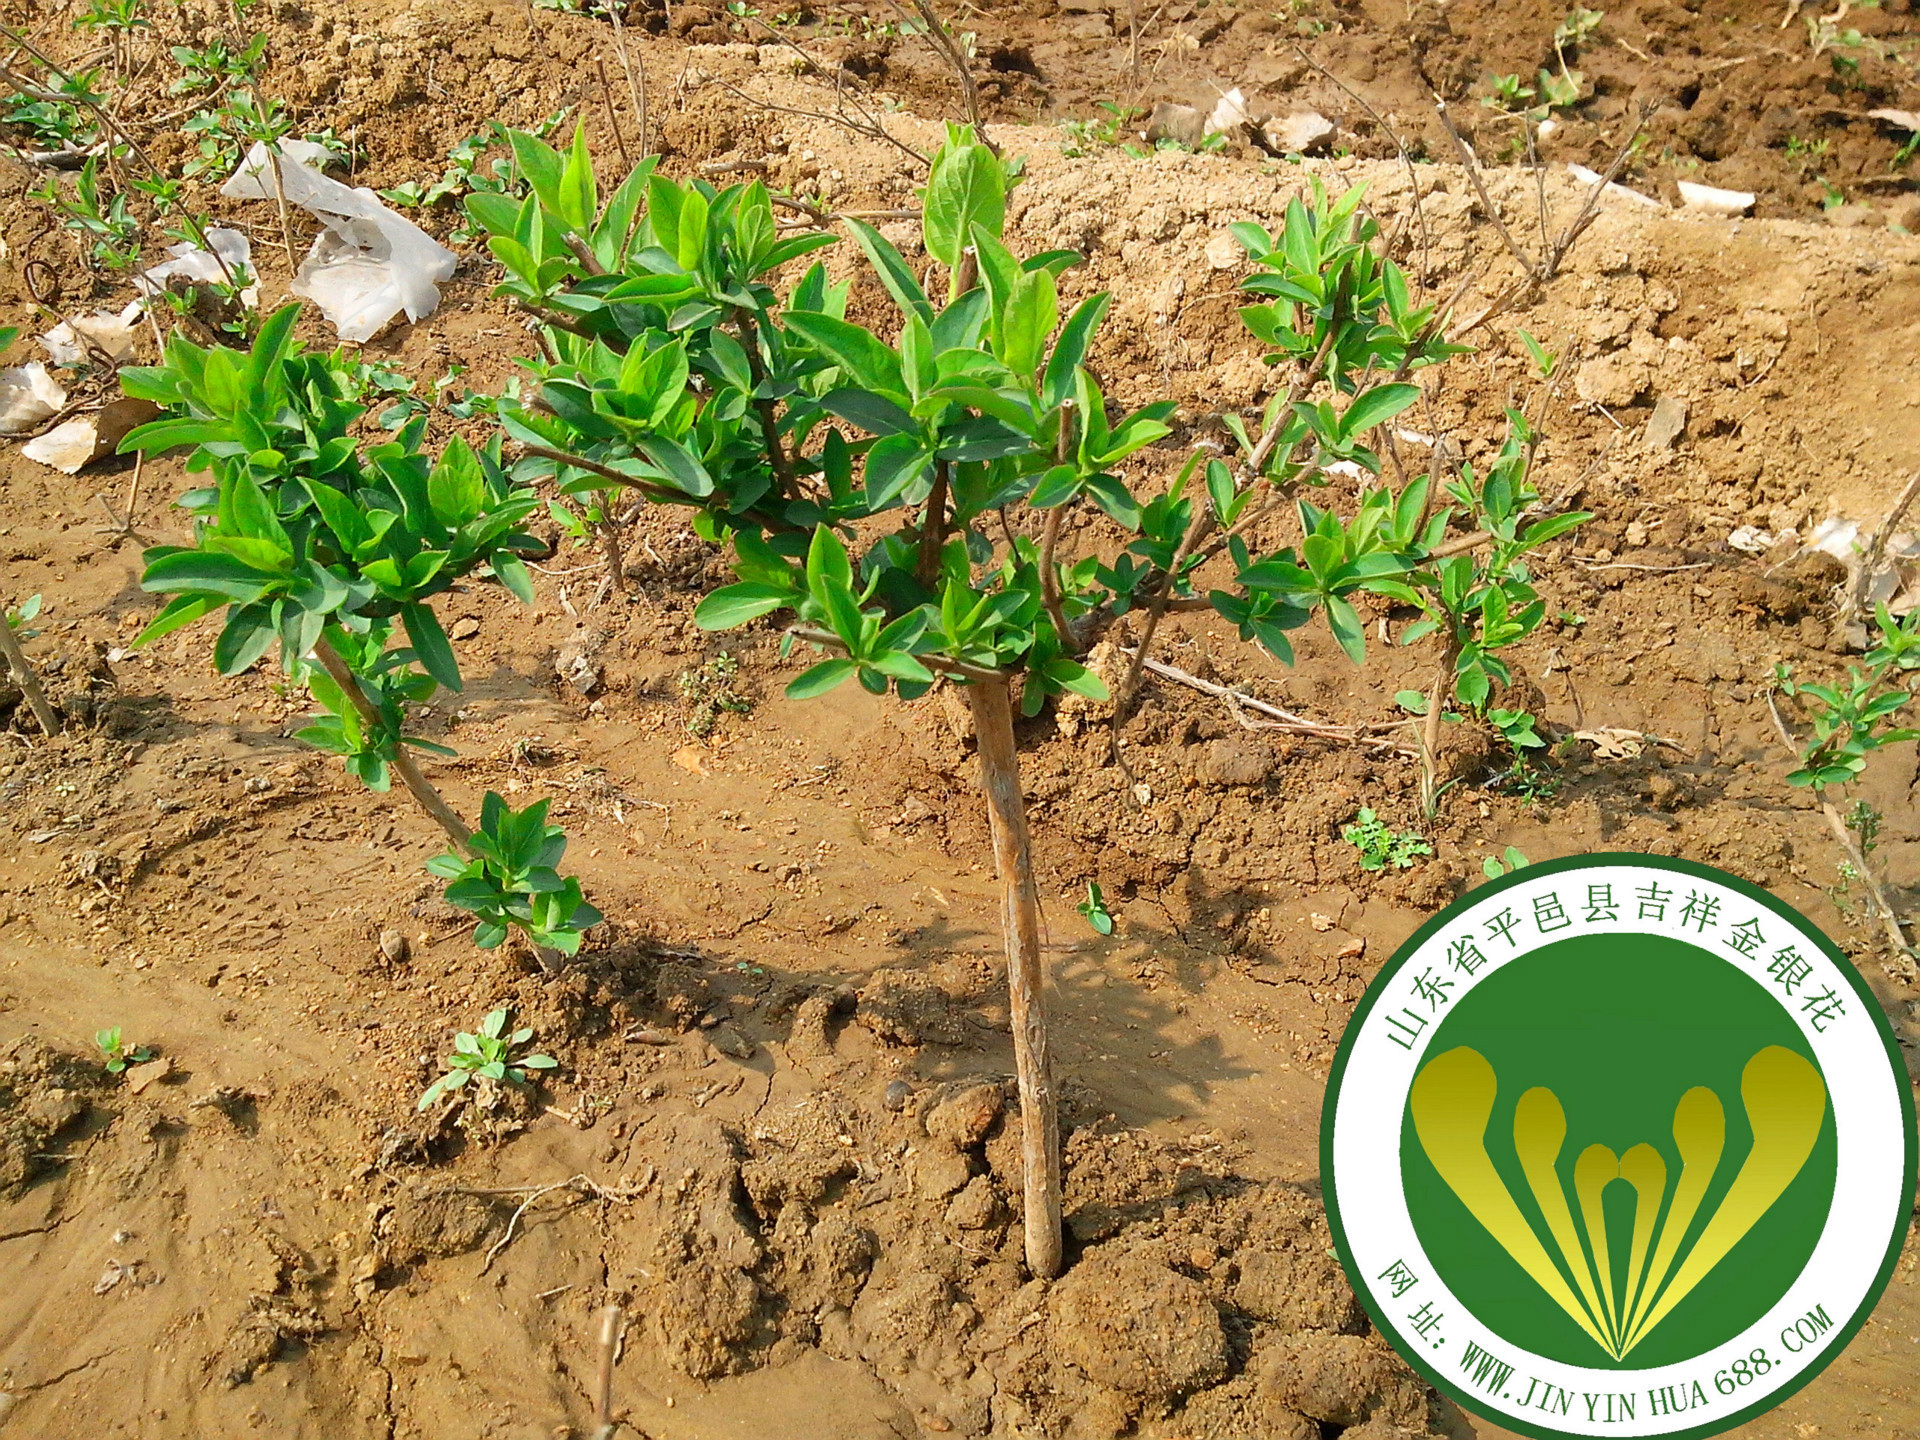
213,604,278,674
1339,383,1422,441
846,218,934,325
1042,292,1111,406
806,525,854,598
787,657,858,698
696,582,795,629
640,436,715,497
863,433,930,511
1324,593,1366,664
819,387,916,437
1047,660,1109,700
782,312,907,401
402,603,462,692
923,143,1005,274
493,553,535,606
508,128,567,219
142,549,279,601
556,124,598,233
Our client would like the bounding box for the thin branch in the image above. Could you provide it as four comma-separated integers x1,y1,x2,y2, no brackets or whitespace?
1114,329,1339,721
311,636,472,850
596,56,632,171
0,33,163,179
712,56,927,169
602,0,648,159
561,229,608,277
733,307,798,499
1540,109,1651,279
1848,469,1920,631
1432,100,1538,280
1121,649,1417,755
788,625,1007,683
477,1174,649,1275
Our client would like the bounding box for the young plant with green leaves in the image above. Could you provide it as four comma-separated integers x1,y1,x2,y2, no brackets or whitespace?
417,1007,557,1110
1343,807,1431,871
427,795,603,955
1077,881,1115,935
116,305,600,960
95,1026,155,1074
167,33,267,95
30,156,141,272
1770,603,1920,961
1365,414,1588,811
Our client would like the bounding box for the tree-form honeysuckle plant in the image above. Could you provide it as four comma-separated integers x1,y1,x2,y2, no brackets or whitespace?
449,129,1587,1277
115,304,600,959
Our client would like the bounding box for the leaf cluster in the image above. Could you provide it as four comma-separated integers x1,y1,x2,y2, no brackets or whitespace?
427,795,604,954
1342,807,1432,871
122,306,543,705
1776,603,1920,789
417,1007,558,1110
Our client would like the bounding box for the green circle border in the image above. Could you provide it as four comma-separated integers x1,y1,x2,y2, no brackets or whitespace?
1319,852,1919,1440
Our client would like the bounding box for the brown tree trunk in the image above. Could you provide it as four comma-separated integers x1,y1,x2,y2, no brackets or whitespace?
965,677,1063,1279
312,636,472,850
0,610,61,738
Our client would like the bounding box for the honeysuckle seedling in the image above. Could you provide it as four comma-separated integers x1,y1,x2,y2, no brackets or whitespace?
1769,603,1920,962
417,1007,557,1110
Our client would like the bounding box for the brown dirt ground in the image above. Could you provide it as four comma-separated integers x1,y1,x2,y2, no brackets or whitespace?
2,1,1920,1437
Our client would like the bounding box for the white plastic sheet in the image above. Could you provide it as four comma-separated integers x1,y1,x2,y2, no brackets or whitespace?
134,227,261,309
0,363,68,435
222,141,456,342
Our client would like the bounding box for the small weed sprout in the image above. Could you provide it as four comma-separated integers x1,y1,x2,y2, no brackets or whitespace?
418,1008,557,1110
1554,7,1604,51
1343,808,1433,871
1059,102,1138,158
95,1027,156,1074
1482,845,1530,879
6,594,42,637
678,652,753,737
1077,882,1115,935
1483,73,1538,114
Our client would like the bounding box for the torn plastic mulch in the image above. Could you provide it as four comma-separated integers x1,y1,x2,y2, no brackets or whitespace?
222,141,457,342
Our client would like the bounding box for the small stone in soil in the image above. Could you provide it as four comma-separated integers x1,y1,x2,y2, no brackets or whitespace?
1644,396,1688,451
